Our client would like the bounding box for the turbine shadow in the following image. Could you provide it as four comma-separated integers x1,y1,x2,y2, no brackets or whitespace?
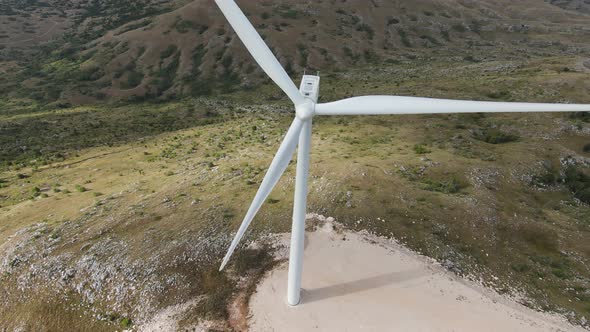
301,268,428,304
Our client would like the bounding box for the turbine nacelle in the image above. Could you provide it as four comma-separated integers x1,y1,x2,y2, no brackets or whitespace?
295,74,320,120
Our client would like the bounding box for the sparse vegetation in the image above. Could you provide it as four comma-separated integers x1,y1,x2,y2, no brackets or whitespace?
1,1,590,329
116,19,153,35
531,165,559,187
570,112,590,123
75,185,87,192
397,29,412,47
421,177,462,194
160,45,178,60
452,23,466,33
564,166,590,204
473,129,519,144
276,5,300,19
414,144,431,154
124,71,144,89
120,317,132,328
357,23,375,40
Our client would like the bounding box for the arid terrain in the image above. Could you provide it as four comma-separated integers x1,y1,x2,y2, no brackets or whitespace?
0,0,589,331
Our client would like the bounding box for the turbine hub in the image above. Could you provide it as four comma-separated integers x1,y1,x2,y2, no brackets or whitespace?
296,101,315,120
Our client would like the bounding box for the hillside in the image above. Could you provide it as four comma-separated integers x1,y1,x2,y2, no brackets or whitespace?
1,57,590,330
1,0,590,105
0,0,590,331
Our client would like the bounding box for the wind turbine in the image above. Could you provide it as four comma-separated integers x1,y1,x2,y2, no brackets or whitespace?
214,0,590,306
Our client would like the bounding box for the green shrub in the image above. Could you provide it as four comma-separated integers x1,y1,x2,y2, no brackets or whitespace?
520,225,558,252
363,49,379,63
583,143,590,153
569,112,590,123
278,7,299,19
531,163,558,187
563,166,590,204
124,71,143,89
452,23,466,33
154,52,180,94
486,90,510,99
552,268,570,279
175,19,195,33
578,188,590,203
398,29,412,47
510,263,530,273
474,129,519,144
342,47,360,62
532,170,558,187
421,178,461,194
414,144,431,154
387,17,399,25
120,317,132,328
357,23,375,40
420,34,440,46
75,185,87,192
77,66,104,81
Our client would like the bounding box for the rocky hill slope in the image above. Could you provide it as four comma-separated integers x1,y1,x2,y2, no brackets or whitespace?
1,0,589,105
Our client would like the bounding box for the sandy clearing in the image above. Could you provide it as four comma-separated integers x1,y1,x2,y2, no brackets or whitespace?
249,222,584,332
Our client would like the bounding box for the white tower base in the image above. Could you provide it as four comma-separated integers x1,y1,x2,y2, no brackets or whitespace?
287,119,312,306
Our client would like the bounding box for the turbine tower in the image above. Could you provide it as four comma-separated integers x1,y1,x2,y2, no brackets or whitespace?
214,0,590,306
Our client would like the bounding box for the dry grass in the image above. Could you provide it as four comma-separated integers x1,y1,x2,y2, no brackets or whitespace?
0,55,589,328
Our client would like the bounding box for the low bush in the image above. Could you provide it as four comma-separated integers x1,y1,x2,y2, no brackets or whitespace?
124,71,143,89
398,29,412,47
520,224,558,252
563,166,590,204
120,317,132,328
473,129,519,144
532,171,558,187
414,144,431,154
421,177,462,194
570,112,590,123
531,163,559,187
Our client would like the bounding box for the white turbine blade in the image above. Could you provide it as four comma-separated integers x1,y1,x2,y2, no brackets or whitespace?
219,117,304,271
215,0,305,106
315,96,590,116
